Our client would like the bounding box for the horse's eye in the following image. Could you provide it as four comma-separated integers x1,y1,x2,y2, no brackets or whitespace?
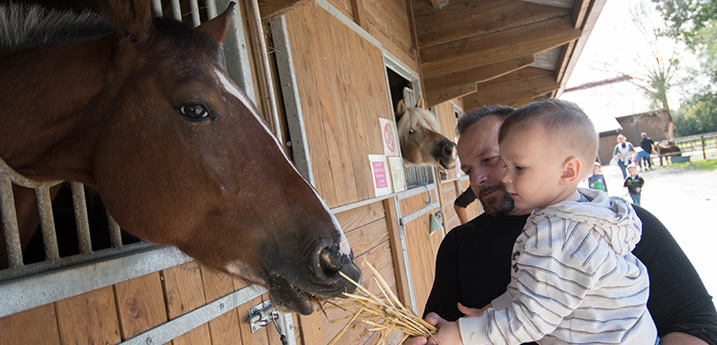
408,128,416,135
178,103,213,122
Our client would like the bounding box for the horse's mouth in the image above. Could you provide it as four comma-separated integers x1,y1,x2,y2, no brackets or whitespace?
265,275,340,315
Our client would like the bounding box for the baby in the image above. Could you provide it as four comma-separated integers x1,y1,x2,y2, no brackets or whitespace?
426,100,657,345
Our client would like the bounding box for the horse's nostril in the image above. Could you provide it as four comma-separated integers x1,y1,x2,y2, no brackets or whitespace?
319,248,343,276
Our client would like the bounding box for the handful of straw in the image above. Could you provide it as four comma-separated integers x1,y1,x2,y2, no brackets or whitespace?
324,262,438,345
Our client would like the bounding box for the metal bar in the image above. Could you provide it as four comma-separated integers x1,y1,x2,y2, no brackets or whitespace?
402,202,440,225
71,182,92,254
0,245,189,317
216,0,257,104
189,0,200,27
394,197,417,314
151,0,162,16
270,16,313,183
0,178,23,268
205,0,218,18
120,285,267,345
108,211,122,248
249,0,282,144
170,0,182,21
35,186,59,261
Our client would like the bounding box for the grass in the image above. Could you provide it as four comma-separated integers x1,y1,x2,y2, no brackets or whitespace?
660,158,717,171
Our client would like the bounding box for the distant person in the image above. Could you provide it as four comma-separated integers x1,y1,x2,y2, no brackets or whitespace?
624,163,645,205
588,161,608,192
423,100,657,344
613,134,636,179
639,132,656,170
453,187,476,224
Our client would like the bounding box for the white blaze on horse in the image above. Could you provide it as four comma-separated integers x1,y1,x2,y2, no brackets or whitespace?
0,0,360,315
395,99,457,169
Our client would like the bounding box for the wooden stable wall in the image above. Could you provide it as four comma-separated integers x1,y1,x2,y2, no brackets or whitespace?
281,1,394,208
0,263,289,345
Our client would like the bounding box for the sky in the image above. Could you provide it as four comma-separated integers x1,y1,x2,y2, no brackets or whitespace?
559,0,697,133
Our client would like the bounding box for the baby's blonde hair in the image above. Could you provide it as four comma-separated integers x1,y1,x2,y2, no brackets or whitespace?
498,99,598,180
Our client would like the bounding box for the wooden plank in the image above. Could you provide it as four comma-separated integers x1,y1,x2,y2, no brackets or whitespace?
426,83,477,108
474,67,555,89
421,16,581,78
115,272,168,340
404,213,443,316
469,75,559,106
162,262,212,345
201,267,243,345
334,201,385,231
352,0,368,30
0,304,60,345
258,0,311,20
345,218,390,257
413,0,570,48
55,287,121,345
423,56,534,102
364,0,419,71
399,189,438,217
298,313,322,345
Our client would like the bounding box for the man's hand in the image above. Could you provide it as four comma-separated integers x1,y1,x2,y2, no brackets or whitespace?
457,302,487,317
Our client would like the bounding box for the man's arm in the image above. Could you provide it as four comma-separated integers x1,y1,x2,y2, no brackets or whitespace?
453,188,477,225
633,205,717,345
454,204,469,224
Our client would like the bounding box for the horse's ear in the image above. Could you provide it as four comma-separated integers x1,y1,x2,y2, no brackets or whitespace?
396,100,406,117
198,2,236,43
417,95,426,110
103,0,153,43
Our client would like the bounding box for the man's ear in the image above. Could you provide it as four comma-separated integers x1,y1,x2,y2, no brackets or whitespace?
560,157,582,184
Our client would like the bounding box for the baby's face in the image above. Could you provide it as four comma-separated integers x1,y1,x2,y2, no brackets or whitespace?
500,126,569,211
593,166,601,175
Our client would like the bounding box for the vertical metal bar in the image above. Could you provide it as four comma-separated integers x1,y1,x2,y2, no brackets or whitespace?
205,0,218,18
35,186,59,261
702,136,707,160
71,182,92,254
188,0,201,27
393,197,417,314
0,178,23,268
108,211,122,248
249,0,282,144
151,0,162,17
170,0,182,21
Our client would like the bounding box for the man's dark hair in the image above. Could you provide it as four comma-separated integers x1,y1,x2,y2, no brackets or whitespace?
457,105,514,136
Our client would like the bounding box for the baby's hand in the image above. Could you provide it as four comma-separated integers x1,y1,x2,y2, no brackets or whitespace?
424,313,463,345
457,302,488,318
636,187,641,193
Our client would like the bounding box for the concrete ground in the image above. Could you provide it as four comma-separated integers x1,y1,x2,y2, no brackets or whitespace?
580,155,717,298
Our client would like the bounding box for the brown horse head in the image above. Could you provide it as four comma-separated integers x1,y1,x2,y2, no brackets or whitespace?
0,0,359,314
396,99,457,169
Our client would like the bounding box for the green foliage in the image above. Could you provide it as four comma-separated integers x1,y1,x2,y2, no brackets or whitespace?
674,91,717,136
653,0,717,47
662,158,717,171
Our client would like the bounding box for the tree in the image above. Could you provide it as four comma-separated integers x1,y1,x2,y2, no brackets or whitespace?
628,2,682,140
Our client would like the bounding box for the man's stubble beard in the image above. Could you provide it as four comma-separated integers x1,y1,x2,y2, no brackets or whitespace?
478,183,515,216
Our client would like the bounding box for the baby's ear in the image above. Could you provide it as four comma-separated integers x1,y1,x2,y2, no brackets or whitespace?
560,157,582,184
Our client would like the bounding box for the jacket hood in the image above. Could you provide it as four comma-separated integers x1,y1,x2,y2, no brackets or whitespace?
537,188,642,255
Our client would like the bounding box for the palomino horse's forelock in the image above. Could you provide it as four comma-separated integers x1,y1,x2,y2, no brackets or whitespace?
214,68,352,257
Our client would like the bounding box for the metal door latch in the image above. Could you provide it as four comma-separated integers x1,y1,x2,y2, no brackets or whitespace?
248,301,288,345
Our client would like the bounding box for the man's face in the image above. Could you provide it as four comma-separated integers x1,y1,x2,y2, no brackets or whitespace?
457,115,528,215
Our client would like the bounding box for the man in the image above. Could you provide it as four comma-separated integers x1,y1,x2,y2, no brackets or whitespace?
405,105,717,345
639,131,657,170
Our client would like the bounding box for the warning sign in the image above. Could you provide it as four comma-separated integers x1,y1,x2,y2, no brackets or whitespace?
379,118,398,156
369,154,392,196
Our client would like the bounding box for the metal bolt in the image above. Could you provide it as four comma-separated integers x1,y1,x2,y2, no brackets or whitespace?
220,303,225,309
146,337,153,345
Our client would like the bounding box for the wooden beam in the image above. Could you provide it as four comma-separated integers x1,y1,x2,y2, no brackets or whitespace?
424,55,534,91
426,83,477,107
464,75,559,108
424,56,535,106
420,16,581,78
258,0,310,20
473,67,554,89
352,0,369,30
413,0,570,48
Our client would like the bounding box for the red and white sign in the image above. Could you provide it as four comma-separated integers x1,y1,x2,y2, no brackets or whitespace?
379,118,398,156
368,154,392,196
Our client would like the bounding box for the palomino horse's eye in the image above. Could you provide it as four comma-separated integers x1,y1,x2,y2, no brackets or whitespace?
408,128,416,135
178,103,213,122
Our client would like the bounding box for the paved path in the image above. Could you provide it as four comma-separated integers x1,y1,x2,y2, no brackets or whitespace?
581,162,717,297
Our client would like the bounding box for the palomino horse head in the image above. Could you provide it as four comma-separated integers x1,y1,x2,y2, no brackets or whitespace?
395,99,457,169
0,0,359,314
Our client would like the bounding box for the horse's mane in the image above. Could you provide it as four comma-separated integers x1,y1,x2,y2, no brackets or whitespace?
397,107,441,134
0,2,112,52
